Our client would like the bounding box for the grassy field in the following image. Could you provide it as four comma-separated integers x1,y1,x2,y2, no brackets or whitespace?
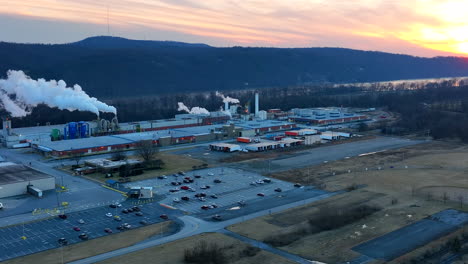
4,221,173,264
229,141,468,263
98,232,295,264
82,153,205,183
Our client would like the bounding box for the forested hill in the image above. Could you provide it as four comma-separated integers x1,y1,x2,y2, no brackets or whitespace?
1,36,468,98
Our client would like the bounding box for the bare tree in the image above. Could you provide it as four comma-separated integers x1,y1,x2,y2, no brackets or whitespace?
135,140,159,166
70,151,84,167
458,195,465,208
442,192,449,204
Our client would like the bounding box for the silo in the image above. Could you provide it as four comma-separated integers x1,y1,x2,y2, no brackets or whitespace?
51,129,61,141
78,121,89,138
68,122,77,139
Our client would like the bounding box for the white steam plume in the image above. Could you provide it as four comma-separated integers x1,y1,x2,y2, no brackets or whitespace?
215,91,240,104
0,70,117,117
177,102,210,115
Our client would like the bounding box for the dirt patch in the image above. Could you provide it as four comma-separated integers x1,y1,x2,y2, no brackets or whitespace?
4,221,173,264
98,232,295,264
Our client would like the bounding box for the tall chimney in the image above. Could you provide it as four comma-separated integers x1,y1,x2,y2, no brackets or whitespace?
225,101,229,112
255,91,259,117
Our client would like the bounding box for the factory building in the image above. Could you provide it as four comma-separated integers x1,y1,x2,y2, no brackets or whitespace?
289,108,368,125
231,120,297,137
0,162,55,198
33,124,243,157
244,138,303,152
209,143,242,152
1,111,231,148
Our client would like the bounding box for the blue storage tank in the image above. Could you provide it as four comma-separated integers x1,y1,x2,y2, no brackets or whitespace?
78,121,89,138
68,122,77,139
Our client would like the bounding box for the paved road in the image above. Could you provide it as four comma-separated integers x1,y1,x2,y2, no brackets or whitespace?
235,137,425,173
0,148,123,227
70,192,337,264
220,229,312,264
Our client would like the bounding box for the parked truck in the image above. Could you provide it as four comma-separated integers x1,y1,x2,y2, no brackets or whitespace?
27,185,43,198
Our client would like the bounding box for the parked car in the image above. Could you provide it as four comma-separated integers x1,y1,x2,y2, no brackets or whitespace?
105,213,113,217
58,214,67,219
58,238,68,245
104,228,112,233
160,214,168,220
180,186,190,190
140,220,148,225
127,208,134,213
263,178,272,183
188,187,196,192
178,171,186,175
73,226,81,231
157,175,167,179
114,216,122,221
257,193,265,197
207,172,214,176
200,185,210,189
117,225,125,231
122,209,129,214
133,206,141,212
210,203,218,208
213,179,222,183
198,197,206,202
274,188,282,192
195,193,207,197
210,194,218,199
123,223,131,229
294,183,302,188
77,219,85,224
212,214,222,221
173,198,180,203
201,205,210,210
238,200,246,206
194,175,202,179
255,180,264,184
109,204,117,208
169,188,179,193
78,233,89,240
181,196,190,201
135,212,143,216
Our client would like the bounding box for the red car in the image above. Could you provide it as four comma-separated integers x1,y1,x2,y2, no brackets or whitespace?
180,186,190,190
160,214,169,220
73,226,81,231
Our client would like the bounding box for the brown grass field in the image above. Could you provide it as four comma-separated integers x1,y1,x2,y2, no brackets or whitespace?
98,232,295,264
230,141,468,263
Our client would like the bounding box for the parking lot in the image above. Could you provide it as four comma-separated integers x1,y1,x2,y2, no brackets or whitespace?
125,167,302,214
0,200,177,262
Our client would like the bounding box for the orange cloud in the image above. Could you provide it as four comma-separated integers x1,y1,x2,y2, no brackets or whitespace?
0,0,467,56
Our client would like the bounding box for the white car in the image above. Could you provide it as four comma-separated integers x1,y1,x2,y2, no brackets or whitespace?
173,198,180,203
105,213,113,217
77,219,85,224
0,202,3,210
207,172,214,176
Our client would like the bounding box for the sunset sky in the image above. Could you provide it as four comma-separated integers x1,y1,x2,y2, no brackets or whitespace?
1,0,468,57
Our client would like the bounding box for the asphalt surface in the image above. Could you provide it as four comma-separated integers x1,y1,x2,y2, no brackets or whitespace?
126,167,298,214
235,136,424,172
70,191,337,264
0,200,178,262
353,209,468,261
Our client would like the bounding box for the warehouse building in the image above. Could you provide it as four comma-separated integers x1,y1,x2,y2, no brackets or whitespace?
245,138,303,152
0,162,55,198
1,111,231,148
209,143,242,152
231,120,297,137
289,108,368,125
33,124,243,157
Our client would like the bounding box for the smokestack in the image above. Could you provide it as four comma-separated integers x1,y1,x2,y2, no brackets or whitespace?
225,101,229,112
255,91,259,117
2,117,11,136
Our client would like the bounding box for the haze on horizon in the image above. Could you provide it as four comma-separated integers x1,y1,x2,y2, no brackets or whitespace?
1,0,468,58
